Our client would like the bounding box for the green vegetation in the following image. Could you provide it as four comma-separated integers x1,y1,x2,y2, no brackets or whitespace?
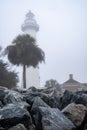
4,34,45,89
45,79,61,91
0,47,18,89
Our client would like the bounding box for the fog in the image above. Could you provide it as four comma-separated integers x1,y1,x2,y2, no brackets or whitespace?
0,0,87,86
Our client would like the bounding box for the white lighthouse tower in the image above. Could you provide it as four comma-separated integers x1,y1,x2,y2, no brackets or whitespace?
21,10,40,88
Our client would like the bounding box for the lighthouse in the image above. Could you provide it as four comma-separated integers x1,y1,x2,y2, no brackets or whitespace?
21,11,40,88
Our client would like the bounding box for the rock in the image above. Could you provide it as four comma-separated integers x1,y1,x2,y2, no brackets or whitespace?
23,91,49,106
41,87,62,97
16,101,30,110
48,96,61,109
31,96,50,130
62,103,87,127
0,126,5,130
2,86,87,130
23,87,62,109
0,101,3,108
0,104,33,129
84,123,87,130
72,93,87,107
60,90,74,110
39,92,49,105
27,86,38,92
31,96,50,112
23,92,39,105
8,123,27,130
81,112,87,130
40,87,62,109
39,107,76,130
0,86,9,102
28,124,36,130
4,90,24,104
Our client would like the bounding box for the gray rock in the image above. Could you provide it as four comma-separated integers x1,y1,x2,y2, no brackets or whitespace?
0,101,3,108
41,87,62,109
41,87,62,97
62,103,87,127
23,87,62,109
60,90,74,110
8,123,27,130
23,92,38,105
8,101,30,110
48,96,61,109
0,104,32,129
4,90,23,104
39,107,76,130
17,101,30,109
72,93,87,107
27,86,38,92
0,126,5,130
31,96,50,112
28,124,36,130
31,97,50,130
23,91,49,105
0,86,9,102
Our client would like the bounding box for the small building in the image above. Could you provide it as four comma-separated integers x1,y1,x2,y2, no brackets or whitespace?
62,74,87,92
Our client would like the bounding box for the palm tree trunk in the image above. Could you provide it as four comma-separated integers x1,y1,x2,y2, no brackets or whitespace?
23,64,26,89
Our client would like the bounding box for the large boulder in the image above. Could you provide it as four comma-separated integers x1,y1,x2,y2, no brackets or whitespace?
60,90,74,110
39,107,76,130
72,93,87,107
62,103,87,127
48,95,61,109
31,97,50,130
4,90,24,104
0,104,33,129
41,87,62,109
31,96,50,112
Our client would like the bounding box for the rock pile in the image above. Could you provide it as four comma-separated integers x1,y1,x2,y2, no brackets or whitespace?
0,86,87,130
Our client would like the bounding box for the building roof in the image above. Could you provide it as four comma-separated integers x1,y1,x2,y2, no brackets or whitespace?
63,78,80,84
63,74,81,85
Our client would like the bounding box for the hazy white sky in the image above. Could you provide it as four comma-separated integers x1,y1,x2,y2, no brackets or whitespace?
0,0,87,86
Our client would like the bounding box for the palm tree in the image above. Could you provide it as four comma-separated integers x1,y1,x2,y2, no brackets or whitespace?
4,34,45,88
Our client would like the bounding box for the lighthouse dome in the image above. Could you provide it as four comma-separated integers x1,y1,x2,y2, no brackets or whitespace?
21,10,39,32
